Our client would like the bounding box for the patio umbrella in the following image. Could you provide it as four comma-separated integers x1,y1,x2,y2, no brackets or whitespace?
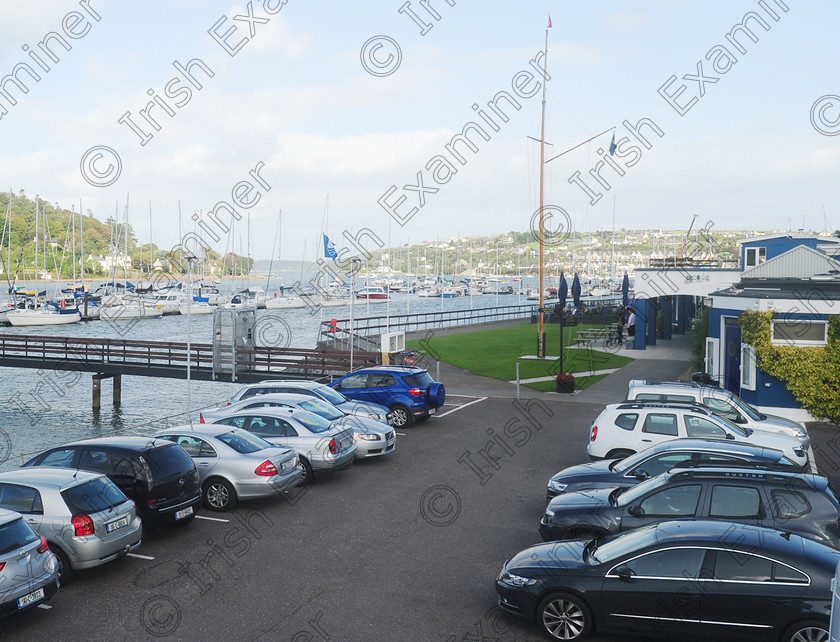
622,272,630,308
571,273,581,317
558,273,568,372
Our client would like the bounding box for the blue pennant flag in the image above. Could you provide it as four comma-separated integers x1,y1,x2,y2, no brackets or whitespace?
608,133,617,156
323,234,337,259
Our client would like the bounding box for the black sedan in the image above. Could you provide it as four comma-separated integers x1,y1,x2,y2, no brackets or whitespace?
546,438,800,503
497,520,839,641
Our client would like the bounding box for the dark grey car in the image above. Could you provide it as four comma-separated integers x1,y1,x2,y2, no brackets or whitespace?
546,438,801,503
540,467,840,548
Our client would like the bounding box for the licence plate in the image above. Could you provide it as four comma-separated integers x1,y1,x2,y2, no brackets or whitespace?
17,588,44,609
175,506,194,520
429,408,436,414
106,516,129,533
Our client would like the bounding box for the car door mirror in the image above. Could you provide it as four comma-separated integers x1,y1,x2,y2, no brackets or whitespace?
634,469,649,480
614,564,635,581
627,505,644,517
725,433,735,440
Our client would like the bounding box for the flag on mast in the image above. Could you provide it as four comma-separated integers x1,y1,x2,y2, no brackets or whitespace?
609,133,617,156
323,234,337,259
548,14,552,28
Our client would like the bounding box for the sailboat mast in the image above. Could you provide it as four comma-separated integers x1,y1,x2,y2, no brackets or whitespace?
79,199,85,289
537,24,549,358
34,196,39,288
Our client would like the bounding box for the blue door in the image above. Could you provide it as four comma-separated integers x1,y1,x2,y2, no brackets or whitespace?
723,318,741,394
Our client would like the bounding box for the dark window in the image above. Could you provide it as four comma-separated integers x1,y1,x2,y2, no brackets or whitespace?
403,372,434,388
615,413,638,431
218,417,248,429
713,550,772,581
771,489,811,520
634,453,693,478
173,435,204,457
634,394,661,401
144,444,196,477
247,416,284,437
112,454,145,486
0,484,42,515
663,394,695,403
709,485,762,518
62,477,127,514
703,397,742,422
684,416,726,439
642,413,678,436
240,388,267,400
639,484,701,517
773,562,808,583
622,548,706,579
39,448,77,468
78,449,111,473
277,420,298,438
367,373,397,388
0,518,38,555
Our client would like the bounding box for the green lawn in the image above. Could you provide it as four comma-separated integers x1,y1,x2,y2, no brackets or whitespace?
406,323,633,391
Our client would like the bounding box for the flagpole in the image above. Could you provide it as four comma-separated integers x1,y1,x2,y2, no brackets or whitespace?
538,18,549,358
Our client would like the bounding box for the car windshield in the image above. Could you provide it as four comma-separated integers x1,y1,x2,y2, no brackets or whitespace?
404,372,433,387
588,526,660,564
0,518,38,555
63,477,128,514
298,398,344,421
292,411,333,434
315,384,347,405
144,444,195,478
714,414,751,437
612,450,657,474
728,394,764,420
217,430,272,453
614,475,670,507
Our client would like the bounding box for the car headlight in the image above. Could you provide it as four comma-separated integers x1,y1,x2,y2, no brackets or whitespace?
794,447,805,458
357,433,381,441
499,570,536,587
548,480,568,493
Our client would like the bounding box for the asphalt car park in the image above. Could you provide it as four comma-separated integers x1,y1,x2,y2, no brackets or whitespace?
0,389,838,641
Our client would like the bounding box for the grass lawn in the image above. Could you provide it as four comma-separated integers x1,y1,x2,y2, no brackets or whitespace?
405,323,633,390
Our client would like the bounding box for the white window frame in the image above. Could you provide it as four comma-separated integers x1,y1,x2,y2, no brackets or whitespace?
740,344,756,391
745,246,766,268
770,319,828,347
705,337,720,381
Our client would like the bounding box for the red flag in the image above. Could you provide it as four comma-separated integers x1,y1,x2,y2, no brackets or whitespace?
548,14,552,28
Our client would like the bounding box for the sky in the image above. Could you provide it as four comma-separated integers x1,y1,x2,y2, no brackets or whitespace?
0,0,837,263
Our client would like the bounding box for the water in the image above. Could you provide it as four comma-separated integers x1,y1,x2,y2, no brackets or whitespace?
0,277,542,472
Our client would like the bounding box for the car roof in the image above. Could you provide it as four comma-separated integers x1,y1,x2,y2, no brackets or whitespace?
233,393,318,405
642,520,818,555
157,424,249,438
0,507,22,526
664,466,825,487
350,365,427,374
640,438,785,458
0,467,104,489
628,379,729,393
242,380,324,390
607,401,711,413
54,436,179,452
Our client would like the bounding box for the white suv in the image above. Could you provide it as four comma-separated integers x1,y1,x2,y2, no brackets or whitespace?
586,401,809,468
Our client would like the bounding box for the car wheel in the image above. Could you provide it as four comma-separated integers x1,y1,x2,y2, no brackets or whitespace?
203,478,238,512
783,621,829,642
538,592,592,641
390,405,413,427
605,449,634,459
296,457,314,487
50,544,73,584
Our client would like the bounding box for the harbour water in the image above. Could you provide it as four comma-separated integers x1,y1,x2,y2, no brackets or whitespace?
0,273,553,471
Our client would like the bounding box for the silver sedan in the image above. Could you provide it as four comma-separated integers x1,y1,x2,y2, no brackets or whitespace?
201,393,395,459
211,408,356,484
154,426,302,511
0,468,142,583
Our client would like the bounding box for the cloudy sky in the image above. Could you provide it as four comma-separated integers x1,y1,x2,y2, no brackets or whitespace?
0,0,837,262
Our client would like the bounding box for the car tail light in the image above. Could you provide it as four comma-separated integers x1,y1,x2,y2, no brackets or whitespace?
199,413,205,423
0,562,5,572
590,425,598,442
37,536,49,554
72,515,94,536
408,388,425,397
226,401,231,406
255,460,278,476
328,438,337,454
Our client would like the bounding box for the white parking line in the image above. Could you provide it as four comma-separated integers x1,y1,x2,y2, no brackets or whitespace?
396,432,406,436
195,515,230,523
436,397,487,417
37,604,52,609
127,553,155,560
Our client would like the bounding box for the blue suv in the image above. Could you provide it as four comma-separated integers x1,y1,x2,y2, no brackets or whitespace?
330,366,445,427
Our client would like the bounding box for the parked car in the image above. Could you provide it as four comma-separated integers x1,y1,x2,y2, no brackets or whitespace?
0,468,142,582
202,393,396,459
154,425,302,511
0,508,59,616
540,466,840,547
22,437,202,528
546,438,801,503
211,408,356,483
627,379,809,443
585,401,809,468
497,520,840,641
225,380,393,425
330,365,446,427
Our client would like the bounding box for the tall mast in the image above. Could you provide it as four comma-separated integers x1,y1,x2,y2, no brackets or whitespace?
537,22,549,358
79,198,85,286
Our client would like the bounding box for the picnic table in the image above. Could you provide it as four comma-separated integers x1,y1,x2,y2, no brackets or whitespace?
574,324,620,346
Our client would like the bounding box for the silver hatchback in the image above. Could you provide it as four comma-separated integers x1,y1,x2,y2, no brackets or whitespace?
211,408,356,484
0,508,59,616
155,426,302,511
0,468,142,583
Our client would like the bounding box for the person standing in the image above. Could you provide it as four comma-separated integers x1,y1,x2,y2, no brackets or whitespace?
627,308,636,338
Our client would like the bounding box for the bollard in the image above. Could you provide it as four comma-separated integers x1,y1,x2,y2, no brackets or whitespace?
436,360,440,382
516,362,520,400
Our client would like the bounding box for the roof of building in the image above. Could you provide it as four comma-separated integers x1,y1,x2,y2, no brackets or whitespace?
742,245,840,279
737,233,840,246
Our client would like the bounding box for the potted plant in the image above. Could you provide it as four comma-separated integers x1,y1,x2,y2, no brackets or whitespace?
555,372,575,393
